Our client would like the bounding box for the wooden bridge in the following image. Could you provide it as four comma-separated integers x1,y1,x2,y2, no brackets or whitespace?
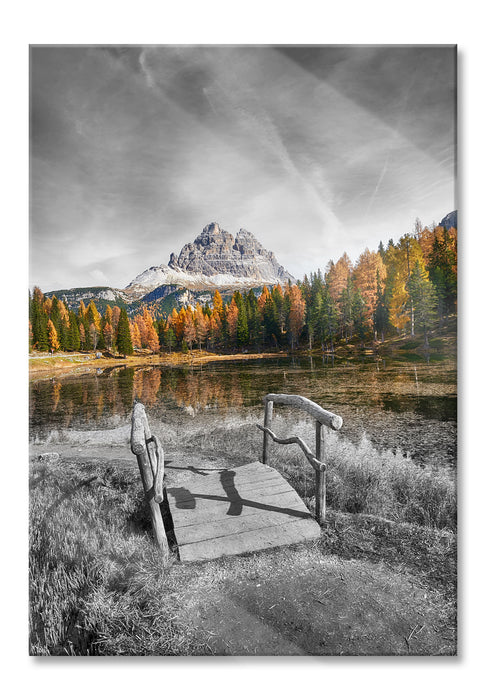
130,395,342,564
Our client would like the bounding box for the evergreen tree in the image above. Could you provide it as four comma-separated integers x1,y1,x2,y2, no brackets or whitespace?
374,270,388,342
116,308,133,356
352,288,368,345
321,285,339,351
246,289,259,346
234,291,249,347
31,287,49,351
67,310,81,351
407,262,438,347
339,280,354,343
428,228,457,316
262,293,279,348
165,325,176,353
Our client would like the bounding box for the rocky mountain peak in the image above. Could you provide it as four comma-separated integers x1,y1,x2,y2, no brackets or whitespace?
125,223,295,297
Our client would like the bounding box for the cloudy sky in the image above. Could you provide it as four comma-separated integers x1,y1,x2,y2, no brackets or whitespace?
30,45,456,291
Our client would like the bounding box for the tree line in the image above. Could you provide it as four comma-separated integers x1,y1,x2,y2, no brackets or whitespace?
29,219,457,355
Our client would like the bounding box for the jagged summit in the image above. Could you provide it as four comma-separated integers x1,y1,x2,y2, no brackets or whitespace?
125,223,295,298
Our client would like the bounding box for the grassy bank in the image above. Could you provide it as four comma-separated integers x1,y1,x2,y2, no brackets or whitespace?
28,349,290,380
29,413,456,655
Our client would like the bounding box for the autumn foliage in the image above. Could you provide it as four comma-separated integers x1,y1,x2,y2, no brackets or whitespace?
29,219,457,355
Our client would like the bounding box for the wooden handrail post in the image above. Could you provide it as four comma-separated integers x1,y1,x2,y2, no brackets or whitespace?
131,402,169,563
315,421,326,524
262,398,274,464
257,394,341,526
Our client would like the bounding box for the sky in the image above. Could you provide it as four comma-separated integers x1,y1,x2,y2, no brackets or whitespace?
30,44,456,291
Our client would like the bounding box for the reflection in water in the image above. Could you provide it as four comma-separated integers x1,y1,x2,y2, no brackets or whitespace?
29,356,456,470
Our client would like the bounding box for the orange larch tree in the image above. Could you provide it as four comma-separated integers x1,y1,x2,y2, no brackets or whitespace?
353,248,387,328
226,299,239,344
47,319,60,352
287,284,306,350
194,303,208,350
183,309,196,350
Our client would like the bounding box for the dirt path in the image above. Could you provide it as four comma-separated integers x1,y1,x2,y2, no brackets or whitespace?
169,542,453,656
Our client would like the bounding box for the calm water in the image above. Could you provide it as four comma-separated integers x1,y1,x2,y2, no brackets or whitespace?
29,354,457,471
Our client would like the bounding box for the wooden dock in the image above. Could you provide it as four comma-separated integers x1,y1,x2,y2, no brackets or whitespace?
166,461,321,562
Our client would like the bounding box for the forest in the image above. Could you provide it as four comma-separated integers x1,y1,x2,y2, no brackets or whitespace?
29,219,457,356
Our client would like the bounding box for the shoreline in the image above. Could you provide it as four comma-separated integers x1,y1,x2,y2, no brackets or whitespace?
28,349,291,380
29,321,457,381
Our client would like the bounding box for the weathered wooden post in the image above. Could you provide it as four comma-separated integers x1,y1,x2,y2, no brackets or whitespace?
130,401,169,562
262,397,274,464
257,394,342,525
315,421,326,525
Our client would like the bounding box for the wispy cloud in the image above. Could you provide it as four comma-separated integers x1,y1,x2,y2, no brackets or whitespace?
30,45,456,289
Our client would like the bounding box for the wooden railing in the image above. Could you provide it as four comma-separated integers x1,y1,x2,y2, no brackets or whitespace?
130,401,169,562
257,394,343,524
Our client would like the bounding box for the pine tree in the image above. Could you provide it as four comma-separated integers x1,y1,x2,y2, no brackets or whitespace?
245,289,259,347
339,277,355,343
261,293,279,348
116,308,133,356
407,261,438,347
352,288,368,345
165,325,176,353
31,287,49,351
321,285,339,351
374,270,388,342
306,284,322,351
67,310,81,351
233,291,249,347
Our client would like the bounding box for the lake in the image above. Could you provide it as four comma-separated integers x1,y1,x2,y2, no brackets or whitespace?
29,354,457,472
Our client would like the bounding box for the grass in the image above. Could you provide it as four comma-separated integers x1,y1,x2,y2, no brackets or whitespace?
29,413,456,655
180,413,456,531
29,457,209,655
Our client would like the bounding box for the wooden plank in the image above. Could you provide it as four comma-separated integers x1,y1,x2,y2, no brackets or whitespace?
166,471,286,502
172,489,310,529
175,508,317,545
167,488,305,526
179,517,321,562
166,474,292,505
